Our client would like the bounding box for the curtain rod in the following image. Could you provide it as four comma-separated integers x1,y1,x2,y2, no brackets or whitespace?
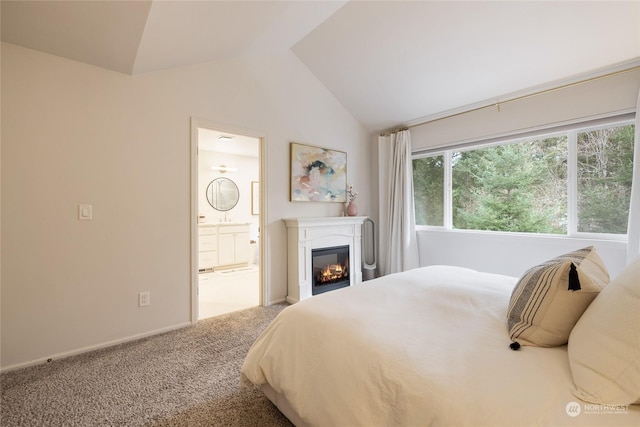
401,64,640,130
379,127,408,137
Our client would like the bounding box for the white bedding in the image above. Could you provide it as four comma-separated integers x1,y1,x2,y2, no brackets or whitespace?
241,266,640,426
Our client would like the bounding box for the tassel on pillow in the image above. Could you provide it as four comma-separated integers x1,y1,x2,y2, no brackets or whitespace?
568,263,581,291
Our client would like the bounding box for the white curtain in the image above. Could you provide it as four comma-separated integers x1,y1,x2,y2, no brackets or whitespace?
377,130,419,275
627,88,640,264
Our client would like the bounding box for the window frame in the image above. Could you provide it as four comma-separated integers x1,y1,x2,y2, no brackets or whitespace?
412,117,634,242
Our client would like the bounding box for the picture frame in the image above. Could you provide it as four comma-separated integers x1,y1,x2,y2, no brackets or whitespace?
290,142,347,202
251,181,259,215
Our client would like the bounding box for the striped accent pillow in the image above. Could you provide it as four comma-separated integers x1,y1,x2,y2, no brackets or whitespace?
507,246,610,347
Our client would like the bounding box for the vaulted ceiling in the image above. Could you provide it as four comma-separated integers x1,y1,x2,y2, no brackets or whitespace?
2,1,639,133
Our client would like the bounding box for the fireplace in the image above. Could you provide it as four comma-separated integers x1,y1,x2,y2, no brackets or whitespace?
283,216,365,303
312,245,350,295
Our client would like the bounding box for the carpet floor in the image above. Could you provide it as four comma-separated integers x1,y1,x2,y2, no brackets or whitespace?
1,304,293,426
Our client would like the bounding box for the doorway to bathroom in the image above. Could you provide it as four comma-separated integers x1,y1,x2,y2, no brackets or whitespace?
192,120,263,321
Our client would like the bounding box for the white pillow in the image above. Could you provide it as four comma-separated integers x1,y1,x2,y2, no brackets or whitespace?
568,257,640,405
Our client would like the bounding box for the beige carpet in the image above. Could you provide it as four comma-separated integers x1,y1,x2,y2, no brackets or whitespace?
1,304,292,426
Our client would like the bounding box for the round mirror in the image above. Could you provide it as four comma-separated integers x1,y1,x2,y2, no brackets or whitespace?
206,177,240,211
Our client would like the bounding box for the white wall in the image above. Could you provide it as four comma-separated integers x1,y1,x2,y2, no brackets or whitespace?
410,67,640,280
1,43,370,370
418,230,627,279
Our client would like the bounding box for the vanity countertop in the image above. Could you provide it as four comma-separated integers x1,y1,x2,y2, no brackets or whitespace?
199,222,249,227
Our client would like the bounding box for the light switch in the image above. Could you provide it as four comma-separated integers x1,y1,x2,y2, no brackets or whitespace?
79,204,93,220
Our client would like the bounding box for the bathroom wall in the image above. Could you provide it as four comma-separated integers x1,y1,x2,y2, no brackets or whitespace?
198,150,260,241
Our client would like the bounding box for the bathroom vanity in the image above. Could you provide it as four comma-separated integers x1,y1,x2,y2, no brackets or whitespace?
198,223,250,271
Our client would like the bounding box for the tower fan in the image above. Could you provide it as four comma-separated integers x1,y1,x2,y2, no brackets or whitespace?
362,218,377,281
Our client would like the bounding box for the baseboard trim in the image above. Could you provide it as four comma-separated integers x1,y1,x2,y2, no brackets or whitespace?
1,322,192,373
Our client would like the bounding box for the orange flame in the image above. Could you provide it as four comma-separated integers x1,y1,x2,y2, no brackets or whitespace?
320,263,347,283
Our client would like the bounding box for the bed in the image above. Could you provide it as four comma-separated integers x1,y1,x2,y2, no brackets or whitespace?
241,263,640,426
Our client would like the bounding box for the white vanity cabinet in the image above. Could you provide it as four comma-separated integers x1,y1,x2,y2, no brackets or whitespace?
217,224,250,268
199,223,250,271
198,225,218,272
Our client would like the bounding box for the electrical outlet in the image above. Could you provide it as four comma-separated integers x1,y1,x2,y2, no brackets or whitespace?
138,291,151,307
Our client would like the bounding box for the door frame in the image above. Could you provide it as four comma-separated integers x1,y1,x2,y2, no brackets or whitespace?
190,117,268,324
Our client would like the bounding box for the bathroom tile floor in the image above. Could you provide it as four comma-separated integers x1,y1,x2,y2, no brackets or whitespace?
198,264,260,320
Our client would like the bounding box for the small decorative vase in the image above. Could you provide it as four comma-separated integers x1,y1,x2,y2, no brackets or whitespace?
347,201,357,216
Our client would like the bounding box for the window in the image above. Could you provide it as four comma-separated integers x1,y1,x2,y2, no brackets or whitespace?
413,154,444,226
576,125,635,234
412,120,634,237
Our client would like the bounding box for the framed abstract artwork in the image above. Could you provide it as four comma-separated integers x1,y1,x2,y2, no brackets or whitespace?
290,142,347,202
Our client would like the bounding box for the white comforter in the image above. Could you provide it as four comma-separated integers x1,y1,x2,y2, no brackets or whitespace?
241,266,640,426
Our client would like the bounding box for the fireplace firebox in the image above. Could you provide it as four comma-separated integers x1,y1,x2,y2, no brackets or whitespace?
312,245,350,295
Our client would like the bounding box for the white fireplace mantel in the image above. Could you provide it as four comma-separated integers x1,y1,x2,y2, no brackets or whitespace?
283,216,367,303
